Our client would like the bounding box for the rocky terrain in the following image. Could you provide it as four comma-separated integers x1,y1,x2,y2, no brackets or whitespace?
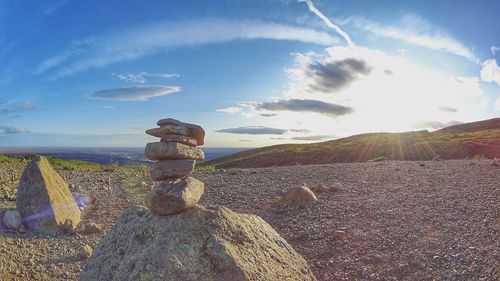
1,158,499,280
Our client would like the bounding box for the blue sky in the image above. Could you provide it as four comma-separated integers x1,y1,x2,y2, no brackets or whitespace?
1,0,499,147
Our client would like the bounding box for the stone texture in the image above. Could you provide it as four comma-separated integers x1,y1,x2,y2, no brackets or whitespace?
157,118,205,145
80,245,93,259
80,205,317,281
2,209,22,230
161,134,198,147
150,159,195,181
145,142,204,161
281,186,318,206
146,125,189,138
145,177,204,215
16,156,81,233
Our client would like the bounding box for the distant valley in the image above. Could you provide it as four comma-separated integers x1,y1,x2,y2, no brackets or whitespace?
0,147,249,166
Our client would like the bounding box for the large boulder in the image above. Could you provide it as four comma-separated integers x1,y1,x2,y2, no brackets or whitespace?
80,205,317,281
16,156,81,232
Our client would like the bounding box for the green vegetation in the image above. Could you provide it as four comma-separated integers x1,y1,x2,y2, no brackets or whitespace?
0,153,149,172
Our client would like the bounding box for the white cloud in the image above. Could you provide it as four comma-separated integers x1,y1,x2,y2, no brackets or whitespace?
112,72,179,84
36,19,339,78
216,107,241,114
344,14,475,61
480,59,500,86
495,98,500,111
222,46,489,138
91,86,180,101
491,46,500,55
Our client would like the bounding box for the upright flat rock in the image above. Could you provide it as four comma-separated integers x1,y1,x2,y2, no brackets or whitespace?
80,205,317,281
16,156,81,232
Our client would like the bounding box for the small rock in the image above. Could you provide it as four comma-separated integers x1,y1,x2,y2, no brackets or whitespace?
334,230,347,240
491,158,498,167
79,245,93,259
330,183,342,192
140,181,148,188
309,183,328,194
2,209,22,230
419,163,425,167
63,219,76,235
281,186,317,206
83,223,102,234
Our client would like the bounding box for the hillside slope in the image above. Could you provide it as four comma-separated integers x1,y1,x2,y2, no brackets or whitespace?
205,118,500,168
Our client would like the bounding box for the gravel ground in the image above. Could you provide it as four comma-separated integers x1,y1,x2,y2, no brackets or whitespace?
1,159,499,280
196,160,499,281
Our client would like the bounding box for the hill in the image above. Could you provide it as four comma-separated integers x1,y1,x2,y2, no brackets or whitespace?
204,117,500,168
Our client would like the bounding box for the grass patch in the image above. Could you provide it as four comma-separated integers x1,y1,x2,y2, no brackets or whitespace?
0,153,149,172
195,164,217,172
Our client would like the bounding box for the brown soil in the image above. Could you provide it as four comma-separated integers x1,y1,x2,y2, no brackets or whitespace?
1,159,499,280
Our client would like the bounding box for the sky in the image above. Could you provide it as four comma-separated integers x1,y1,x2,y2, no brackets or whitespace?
1,0,499,148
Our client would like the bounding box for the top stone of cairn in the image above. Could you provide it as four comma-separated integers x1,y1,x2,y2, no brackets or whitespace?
146,118,205,146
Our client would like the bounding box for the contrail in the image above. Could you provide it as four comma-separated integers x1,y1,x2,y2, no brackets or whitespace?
298,0,355,48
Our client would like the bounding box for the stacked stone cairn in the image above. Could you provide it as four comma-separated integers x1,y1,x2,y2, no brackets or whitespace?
144,118,206,215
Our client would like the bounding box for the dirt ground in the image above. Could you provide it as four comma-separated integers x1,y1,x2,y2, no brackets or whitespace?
1,159,498,280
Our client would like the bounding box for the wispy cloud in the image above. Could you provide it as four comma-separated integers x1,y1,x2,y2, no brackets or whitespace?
1,100,36,115
491,46,500,55
255,99,354,117
0,126,29,134
216,107,242,114
112,72,179,84
297,0,355,48
437,106,458,113
480,59,500,86
91,86,180,101
41,0,68,16
216,126,287,135
36,19,339,78
344,14,475,60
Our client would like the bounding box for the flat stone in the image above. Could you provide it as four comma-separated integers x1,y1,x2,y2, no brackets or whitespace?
146,125,189,138
145,142,204,161
145,177,205,215
151,159,195,181
160,134,198,147
157,118,205,145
